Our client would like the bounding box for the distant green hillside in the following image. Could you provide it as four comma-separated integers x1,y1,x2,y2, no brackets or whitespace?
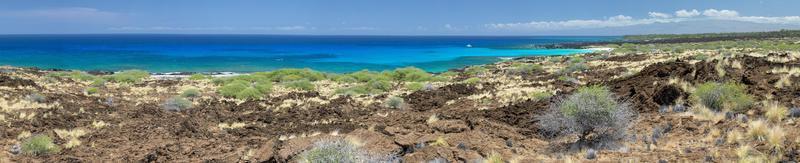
623,29,800,41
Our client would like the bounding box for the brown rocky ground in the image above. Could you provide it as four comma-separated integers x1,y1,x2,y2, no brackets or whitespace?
1,48,800,162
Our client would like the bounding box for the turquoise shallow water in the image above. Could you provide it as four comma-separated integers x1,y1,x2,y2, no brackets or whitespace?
0,35,615,73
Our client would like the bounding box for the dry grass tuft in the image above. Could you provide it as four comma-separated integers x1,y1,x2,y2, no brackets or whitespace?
426,114,439,124
747,120,768,141
774,74,793,89
726,129,744,144
430,136,448,146
764,101,788,123
766,126,785,154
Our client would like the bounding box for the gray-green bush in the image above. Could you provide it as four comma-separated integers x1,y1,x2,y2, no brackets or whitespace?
538,85,634,149
692,82,754,113
217,80,272,100
284,79,315,91
21,135,60,156
180,88,201,98
106,70,150,83
385,96,405,109
162,96,192,111
297,138,396,163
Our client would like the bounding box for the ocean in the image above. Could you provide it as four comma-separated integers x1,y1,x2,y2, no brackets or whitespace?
0,35,617,73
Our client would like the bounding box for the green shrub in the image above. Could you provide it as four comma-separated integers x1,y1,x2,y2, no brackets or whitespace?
529,91,553,101
254,81,273,93
211,77,227,85
253,68,327,82
90,78,106,87
463,77,481,84
284,80,315,91
217,80,271,100
366,79,392,92
162,96,192,111
692,82,754,113
561,63,589,74
85,87,99,95
512,63,543,74
384,96,405,109
439,71,458,78
464,66,487,76
47,71,97,81
188,74,208,80
180,88,201,98
236,87,263,100
107,70,149,83
332,75,358,83
570,56,586,64
538,85,634,149
384,67,432,82
26,93,47,103
693,54,709,60
218,80,249,97
335,79,393,95
406,82,425,91
21,135,59,156
297,138,396,163
346,70,388,83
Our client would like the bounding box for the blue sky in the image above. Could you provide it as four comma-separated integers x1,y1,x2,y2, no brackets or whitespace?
1,0,800,35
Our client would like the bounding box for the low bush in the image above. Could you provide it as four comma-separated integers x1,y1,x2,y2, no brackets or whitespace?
384,96,405,109
21,135,59,156
560,63,589,74
297,138,396,163
162,96,192,111
694,54,709,60
26,93,46,103
47,71,97,81
464,66,487,76
512,63,543,75
405,82,425,91
384,67,433,82
85,87,99,95
188,74,208,80
180,88,201,98
252,68,327,82
335,79,393,95
106,70,149,83
538,85,634,149
463,77,481,84
217,80,271,100
692,82,754,113
283,80,315,91
90,78,106,87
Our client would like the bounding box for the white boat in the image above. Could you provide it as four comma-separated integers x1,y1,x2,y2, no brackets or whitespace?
466,44,473,48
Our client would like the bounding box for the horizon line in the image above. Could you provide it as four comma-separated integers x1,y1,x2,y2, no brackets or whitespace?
0,33,624,37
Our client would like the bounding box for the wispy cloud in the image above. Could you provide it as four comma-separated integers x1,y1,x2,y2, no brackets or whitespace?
648,12,672,19
675,9,700,18
0,7,120,23
486,9,800,31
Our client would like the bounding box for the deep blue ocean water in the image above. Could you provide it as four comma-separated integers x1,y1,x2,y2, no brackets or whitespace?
0,35,617,73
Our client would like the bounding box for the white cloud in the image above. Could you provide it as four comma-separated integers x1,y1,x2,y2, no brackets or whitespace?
703,9,739,18
487,9,800,31
648,12,672,19
675,9,700,18
487,15,679,31
0,7,120,23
